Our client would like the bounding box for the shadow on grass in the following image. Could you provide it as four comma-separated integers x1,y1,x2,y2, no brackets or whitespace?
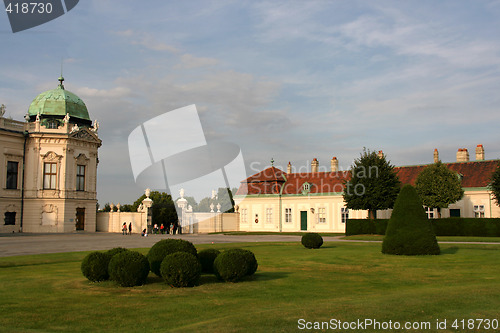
196,271,290,285
252,271,290,281
441,247,459,255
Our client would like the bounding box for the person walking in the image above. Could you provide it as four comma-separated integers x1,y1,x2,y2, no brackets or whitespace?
128,222,132,235
169,222,174,235
122,222,127,235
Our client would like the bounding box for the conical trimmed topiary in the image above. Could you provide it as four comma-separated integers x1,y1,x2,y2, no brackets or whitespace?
382,184,440,255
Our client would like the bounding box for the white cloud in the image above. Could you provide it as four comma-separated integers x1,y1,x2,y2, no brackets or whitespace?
76,86,132,98
112,30,180,53
176,54,218,69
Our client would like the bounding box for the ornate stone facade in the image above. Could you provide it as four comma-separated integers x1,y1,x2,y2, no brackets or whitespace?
0,78,101,233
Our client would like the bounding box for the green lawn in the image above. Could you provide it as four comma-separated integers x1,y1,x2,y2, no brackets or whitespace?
343,235,500,243
1,242,500,332
212,231,345,236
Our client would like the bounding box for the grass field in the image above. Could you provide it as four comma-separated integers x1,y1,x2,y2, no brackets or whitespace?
1,241,499,332
342,235,500,243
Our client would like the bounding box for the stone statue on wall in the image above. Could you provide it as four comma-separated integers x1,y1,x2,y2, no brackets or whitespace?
91,119,99,132
64,113,70,124
0,104,5,117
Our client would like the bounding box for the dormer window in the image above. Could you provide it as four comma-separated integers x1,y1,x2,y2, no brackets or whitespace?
303,183,310,191
46,120,58,129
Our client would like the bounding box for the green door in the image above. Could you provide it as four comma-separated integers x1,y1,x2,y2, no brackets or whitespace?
300,211,307,231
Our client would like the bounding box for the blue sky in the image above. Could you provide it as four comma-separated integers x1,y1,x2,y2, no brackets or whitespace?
1,0,500,205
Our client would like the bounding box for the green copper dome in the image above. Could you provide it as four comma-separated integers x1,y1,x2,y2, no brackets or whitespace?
27,77,91,123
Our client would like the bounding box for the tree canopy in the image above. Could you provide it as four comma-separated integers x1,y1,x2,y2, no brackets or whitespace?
489,162,500,207
133,191,178,226
415,162,464,217
343,149,401,219
197,187,237,213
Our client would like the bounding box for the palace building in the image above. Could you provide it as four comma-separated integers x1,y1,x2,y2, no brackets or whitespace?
234,147,500,233
0,77,101,233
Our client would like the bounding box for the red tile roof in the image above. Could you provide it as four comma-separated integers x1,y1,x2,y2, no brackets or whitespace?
396,160,499,188
236,159,500,196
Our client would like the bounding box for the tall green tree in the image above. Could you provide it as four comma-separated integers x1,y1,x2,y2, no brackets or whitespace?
132,191,178,226
489,162,500,207
343,149,401,219
415,161,464,218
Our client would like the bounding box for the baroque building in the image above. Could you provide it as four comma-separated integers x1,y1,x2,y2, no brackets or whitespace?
0,77,101,233
235,147,500,233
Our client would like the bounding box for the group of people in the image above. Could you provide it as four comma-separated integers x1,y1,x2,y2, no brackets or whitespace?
152,222,180,235
137,221,181,237
122,222,132,235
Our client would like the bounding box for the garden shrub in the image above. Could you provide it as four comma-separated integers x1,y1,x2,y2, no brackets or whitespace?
382,185,440,255
197,249,220,274
108,251,150,287
81,251,112,282
301,233,323,249
213,250,249,282
160,252,201,287
345,219,389,235
225,248,258,276
147,239,198,277
348,215,500,238
107,247,129,257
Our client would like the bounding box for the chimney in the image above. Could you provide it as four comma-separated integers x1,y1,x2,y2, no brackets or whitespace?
433,149,439,163
311,158,319,173
476,144,485,161
456,148,469,162
287,161,292,174
331,157,339,172
377,150,384,159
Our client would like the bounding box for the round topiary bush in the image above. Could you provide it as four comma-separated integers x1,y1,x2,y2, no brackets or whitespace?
197,249,221,274
301,233,324,249
382,184,440,255
108,251,150,287
213,250,249,282
160,252,201,287
81,251,112,282
147,239,198,277
107,247,129,257
225,248,258,276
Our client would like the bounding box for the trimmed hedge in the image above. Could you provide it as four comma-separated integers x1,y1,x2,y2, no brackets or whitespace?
225,248,258,276
160,252,202,287
347,217,500,237
108,251,150,287
147,239,198,277
197,249,221,274
81,251,112,282
345,219,389,235
433,218,500,237
382,185,440,255
107,247,129,257
213,250,249,282
301,233,324,249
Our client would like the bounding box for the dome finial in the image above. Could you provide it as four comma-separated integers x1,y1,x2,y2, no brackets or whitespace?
58,59,65,89
58,76,65,89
